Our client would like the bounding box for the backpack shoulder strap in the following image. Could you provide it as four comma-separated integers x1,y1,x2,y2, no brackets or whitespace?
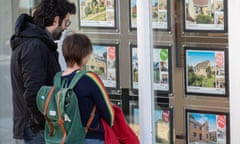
54,72,62,87
68,70,87,89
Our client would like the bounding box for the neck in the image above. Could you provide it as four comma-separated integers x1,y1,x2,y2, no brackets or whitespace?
62,65,82,76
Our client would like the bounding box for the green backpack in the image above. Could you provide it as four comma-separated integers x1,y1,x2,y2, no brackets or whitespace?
36,70,95,144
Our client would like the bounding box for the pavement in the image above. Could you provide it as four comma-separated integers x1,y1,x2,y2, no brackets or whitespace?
0,117,15,144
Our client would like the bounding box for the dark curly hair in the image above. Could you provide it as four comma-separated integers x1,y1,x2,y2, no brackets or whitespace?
33,0,76,28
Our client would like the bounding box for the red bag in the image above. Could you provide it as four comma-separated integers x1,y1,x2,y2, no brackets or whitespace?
101,105,140,144
101,119,119,144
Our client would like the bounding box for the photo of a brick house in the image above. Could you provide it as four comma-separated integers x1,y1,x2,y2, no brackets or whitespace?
188,117,217,143
187,111,227,144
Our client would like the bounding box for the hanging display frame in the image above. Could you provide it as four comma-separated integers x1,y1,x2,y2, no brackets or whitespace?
78,0,118,29
129,0,171,31
85,43,120,91
185,109,230,144
184,46,229,96
129,103,174,144
183,0,228,32
130,44,172,96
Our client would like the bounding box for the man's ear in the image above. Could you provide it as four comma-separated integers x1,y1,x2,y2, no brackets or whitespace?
53,16,60,27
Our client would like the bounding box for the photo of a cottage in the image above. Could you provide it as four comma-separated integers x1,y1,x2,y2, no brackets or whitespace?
186,49,225,92
86,45,117,88
186,0,213,24
86,52,107,76
188,59,217,88
184,0,225,31
129,107,171,144
79,0,115,27
80,0,107,20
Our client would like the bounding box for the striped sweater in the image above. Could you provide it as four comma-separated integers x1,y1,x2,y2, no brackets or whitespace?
61,70,114,140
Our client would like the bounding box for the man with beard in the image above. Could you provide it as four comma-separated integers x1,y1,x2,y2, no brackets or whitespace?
10,0,76,143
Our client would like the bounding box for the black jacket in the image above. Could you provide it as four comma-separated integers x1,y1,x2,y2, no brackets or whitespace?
10,14,60,139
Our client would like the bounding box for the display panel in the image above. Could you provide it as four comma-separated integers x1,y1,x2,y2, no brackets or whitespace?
185,109,230,144
86,43,119,90
129,0,171,31
78,0,117,29
183,0,227,32
130,45,172,95
129,104,173,144
184,47,228,96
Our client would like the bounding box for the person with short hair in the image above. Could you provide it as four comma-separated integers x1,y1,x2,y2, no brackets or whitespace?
10,0,76,143
61,33,114,144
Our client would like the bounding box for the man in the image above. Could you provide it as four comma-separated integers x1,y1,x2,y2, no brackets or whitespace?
10,0,76,143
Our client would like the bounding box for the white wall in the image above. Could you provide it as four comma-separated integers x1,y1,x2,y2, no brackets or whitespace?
229,1,240,143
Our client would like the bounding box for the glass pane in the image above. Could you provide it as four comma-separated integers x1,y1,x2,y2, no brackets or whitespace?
151,0,173,143
0,0,40,143
2,1,231,143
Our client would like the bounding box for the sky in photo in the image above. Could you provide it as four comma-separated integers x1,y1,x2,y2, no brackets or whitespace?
189,112,222,131
134,108,169,123
131,0,136,7
93,45,108,57
187,50,215,67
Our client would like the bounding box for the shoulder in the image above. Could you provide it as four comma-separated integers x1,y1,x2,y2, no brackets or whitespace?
84,71,104,85
22,39,49,56
85,71,100,79
85,71,101,81
24,38,48,49
75,72,104,91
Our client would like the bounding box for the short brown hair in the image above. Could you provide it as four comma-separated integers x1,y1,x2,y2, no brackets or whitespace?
62,33,92,67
